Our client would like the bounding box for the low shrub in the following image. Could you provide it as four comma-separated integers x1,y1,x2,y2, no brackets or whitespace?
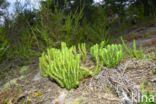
39,42,92,90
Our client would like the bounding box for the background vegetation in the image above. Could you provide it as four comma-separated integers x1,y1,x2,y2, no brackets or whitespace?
0,0,155,61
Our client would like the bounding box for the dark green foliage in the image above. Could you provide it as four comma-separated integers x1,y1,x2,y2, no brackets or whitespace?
0,0,155,63
31,4,110,48
0,35,8,62
135,0,156,17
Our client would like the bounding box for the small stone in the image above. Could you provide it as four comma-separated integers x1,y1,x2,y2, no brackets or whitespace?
151,78,156,83
33,72,42,81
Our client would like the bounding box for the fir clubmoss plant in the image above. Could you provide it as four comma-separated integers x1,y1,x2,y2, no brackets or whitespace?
90,41,107,63
90,44,101,73
90,42,123,68
78,43,87,62
99,44,123,68
90,44,100,64
121,37,144,59
39,42,92,90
